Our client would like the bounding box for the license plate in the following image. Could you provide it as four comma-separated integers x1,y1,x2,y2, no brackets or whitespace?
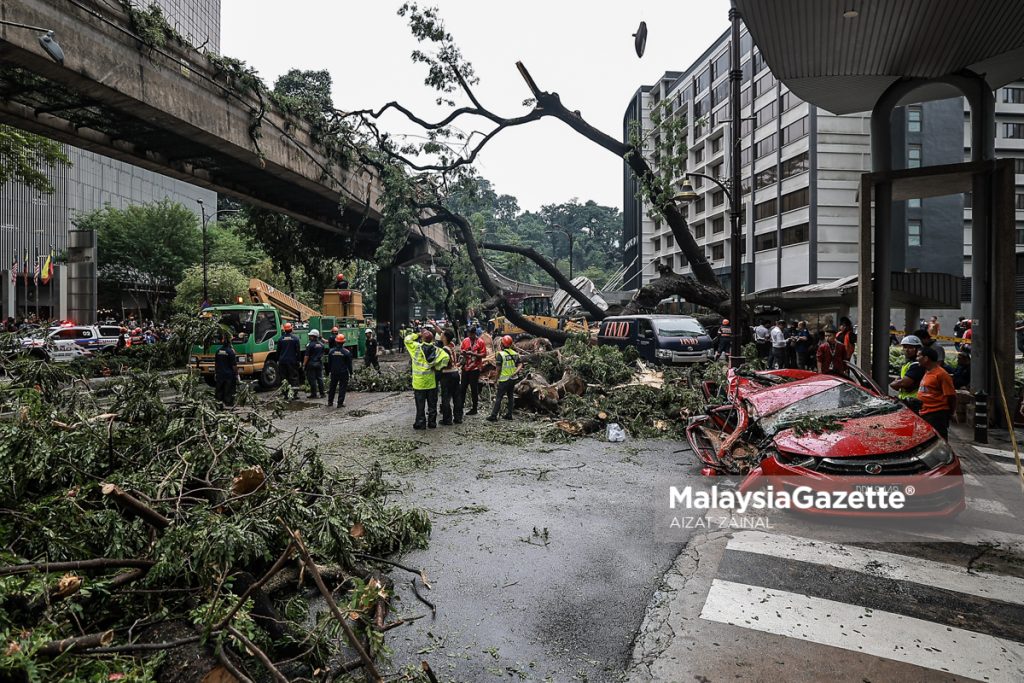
854,484,900,494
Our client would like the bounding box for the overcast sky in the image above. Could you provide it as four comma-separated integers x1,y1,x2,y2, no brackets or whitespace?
221,1,734,212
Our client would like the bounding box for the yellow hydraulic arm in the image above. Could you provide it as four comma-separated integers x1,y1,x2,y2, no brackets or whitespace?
248,278,320,321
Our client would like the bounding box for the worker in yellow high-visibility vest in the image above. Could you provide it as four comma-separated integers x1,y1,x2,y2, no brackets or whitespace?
487,335,522,422
405,327,449,429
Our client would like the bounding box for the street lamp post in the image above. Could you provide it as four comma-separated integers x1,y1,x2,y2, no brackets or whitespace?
197,201,241,306
0,20,65,63
675,172,744,368
545,224,575,279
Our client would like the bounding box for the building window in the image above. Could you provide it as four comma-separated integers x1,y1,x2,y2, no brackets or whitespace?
741,178,751,195
752,50,766,75
908,220,921,247
713,216,725,233
781,151,809,178
908,197,921,209
908,145,922,168
693,173,704,188
710,162,723,178
755,133,778,159
754,197,777,220
964,192,972,208
679,254,687,268
781,223,809,246
1018,229,1024,245
712,137,722,153
740,31,752,56
666,234,674,247
755,100,777,128
907,106,922,133
711,243,725,260
712,190,725,207
754,72,776,98
1004,87,1024,104
755,166,777,190
740,86,751,110
693,96,708,120
740,146,752,167
780,90,801,112
712,80,730,107
711,51,730,81
695,196,706,213
1016,193,1024,210
782,116,809,145
1015,159,1024,175
653,237,661,251
1004,123,1024,139
695,68,710,94
780,187,809,213
695,222,706,239
754,232,777,251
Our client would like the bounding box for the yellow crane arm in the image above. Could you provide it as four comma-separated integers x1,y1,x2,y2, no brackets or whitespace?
248,278,320,321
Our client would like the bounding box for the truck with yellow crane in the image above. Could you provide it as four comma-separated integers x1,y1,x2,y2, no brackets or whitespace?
189,279,367,388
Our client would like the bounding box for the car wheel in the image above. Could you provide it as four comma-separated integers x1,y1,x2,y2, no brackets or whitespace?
258,360,279,389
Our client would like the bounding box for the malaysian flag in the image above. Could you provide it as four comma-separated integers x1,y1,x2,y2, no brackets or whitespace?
33,248,40,286
10,252,17,284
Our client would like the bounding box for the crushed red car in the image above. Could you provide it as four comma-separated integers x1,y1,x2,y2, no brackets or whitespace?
685,365,965,517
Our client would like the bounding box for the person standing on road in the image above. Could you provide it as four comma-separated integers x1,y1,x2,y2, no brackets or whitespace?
364,329,381,373
927,316,941,340
328,326,340,350
487,335,521,422
303,329,326,399
213,333,238,408
816,327,849,377
277,322,302,400
916,347,956,439
753,320,770,361
327,333,353,407
439,329,462,425
837,316,857,358
459,326,487,415
794,321,812,369
405,328,449,429
889,335,925,411
716,318,732,362
770,320,788,369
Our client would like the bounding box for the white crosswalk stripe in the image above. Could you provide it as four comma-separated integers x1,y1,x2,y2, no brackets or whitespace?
967,496,1014,517
699,531,1024,682
993,459,1023,474
974,445,1020,460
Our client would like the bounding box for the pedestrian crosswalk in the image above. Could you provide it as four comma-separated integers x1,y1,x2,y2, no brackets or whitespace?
698,530,1024,682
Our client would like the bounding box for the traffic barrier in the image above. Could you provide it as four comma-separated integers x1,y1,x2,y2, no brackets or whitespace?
974,390,988,444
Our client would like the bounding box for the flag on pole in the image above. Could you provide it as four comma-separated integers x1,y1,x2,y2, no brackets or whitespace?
33,248,40,286
11,252,17,284
41,248,54,285
22,249,28,286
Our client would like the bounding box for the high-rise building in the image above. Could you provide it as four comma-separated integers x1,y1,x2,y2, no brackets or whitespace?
0,0,221,322
623,26,1023,323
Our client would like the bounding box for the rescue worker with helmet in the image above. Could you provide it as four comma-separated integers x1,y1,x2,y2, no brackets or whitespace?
889,335,925,412
327,333,353,407
487,335,522,422
213,331,238,407
277,322,302,400
716,318,732,361
303,329,326,399
328,326,340,350
405,326,449,429
364,328,381,373
334,273,350,290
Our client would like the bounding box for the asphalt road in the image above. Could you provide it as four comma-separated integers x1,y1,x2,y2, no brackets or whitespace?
275,388,694,682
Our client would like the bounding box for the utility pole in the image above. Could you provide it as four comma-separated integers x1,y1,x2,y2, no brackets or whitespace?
728,1,744,368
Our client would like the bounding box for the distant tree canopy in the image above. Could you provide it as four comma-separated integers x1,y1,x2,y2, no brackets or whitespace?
173,263,249,312
0,124,70,194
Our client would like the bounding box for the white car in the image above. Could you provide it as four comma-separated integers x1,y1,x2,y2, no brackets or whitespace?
18,330,92,363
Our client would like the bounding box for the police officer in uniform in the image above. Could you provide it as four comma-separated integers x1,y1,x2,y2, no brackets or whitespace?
303,329,326,399
327,333,353,407
213,333,238,407
487,335,521,422
277,322,301,400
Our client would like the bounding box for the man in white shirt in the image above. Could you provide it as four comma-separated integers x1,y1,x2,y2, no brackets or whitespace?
770,319,788,369
753,321,770,361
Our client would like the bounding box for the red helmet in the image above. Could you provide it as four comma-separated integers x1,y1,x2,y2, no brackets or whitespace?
335,333,346,343
133,327,142,335
331,326,339,333
421,329,434,342
336,273,345,281
283,322,293,332
501,335,513,348
721,319,730,325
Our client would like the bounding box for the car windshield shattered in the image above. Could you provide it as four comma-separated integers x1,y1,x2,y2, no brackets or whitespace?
654,319,706,337
758,382,899,435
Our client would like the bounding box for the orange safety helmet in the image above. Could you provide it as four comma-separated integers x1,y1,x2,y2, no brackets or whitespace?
335,333,346,343
501,335,513,348
421,329,434,342
133,328,142,335
283,322,293,332
336,273,345,281
721,319,730,326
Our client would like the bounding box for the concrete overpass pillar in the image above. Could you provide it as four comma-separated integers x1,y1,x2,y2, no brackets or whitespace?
376,266,410,332
67,230,96,324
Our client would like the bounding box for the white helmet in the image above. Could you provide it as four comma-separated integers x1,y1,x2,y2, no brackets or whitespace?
309,329,320,338
899,335,922,346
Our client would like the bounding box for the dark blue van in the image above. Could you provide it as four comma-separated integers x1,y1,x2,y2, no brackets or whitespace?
597,315,714,365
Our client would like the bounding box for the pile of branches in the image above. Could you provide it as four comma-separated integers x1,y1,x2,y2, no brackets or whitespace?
347,367,411,393
516,337,724,439
0,353,433,681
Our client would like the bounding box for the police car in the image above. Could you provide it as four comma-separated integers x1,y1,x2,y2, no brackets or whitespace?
16,329,93,363
44,324,122,352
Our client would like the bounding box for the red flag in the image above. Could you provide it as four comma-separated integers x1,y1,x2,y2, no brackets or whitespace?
10,253,17,284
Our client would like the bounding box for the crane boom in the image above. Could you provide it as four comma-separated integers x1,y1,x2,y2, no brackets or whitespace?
247,278,320,321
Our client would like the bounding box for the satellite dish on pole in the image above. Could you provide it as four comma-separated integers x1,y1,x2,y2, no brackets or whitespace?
633,21,648,58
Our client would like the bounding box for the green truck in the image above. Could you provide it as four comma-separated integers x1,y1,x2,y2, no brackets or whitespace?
189,280,367,388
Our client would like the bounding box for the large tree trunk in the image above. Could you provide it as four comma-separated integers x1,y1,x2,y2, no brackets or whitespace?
479,241,606,320
621,271,733,316
423,208,571,344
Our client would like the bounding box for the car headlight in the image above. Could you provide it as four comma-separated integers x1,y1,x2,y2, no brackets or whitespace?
916,438,954,469
774,450,820,470
237,355,249,363
655,349,672,358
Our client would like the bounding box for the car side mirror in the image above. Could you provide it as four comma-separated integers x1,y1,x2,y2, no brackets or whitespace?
643,329,655,339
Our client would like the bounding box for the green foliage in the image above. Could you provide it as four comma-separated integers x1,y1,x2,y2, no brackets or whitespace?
0,124,70,193
348,367,411,393
627,98,689,223
119,0,184,50
173,263,249,312
0,353,431,678
399,2,479,107
79,199,203,318
558,336,636,386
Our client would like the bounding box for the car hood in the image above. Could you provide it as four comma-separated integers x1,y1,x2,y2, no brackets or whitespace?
772,407,934,458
